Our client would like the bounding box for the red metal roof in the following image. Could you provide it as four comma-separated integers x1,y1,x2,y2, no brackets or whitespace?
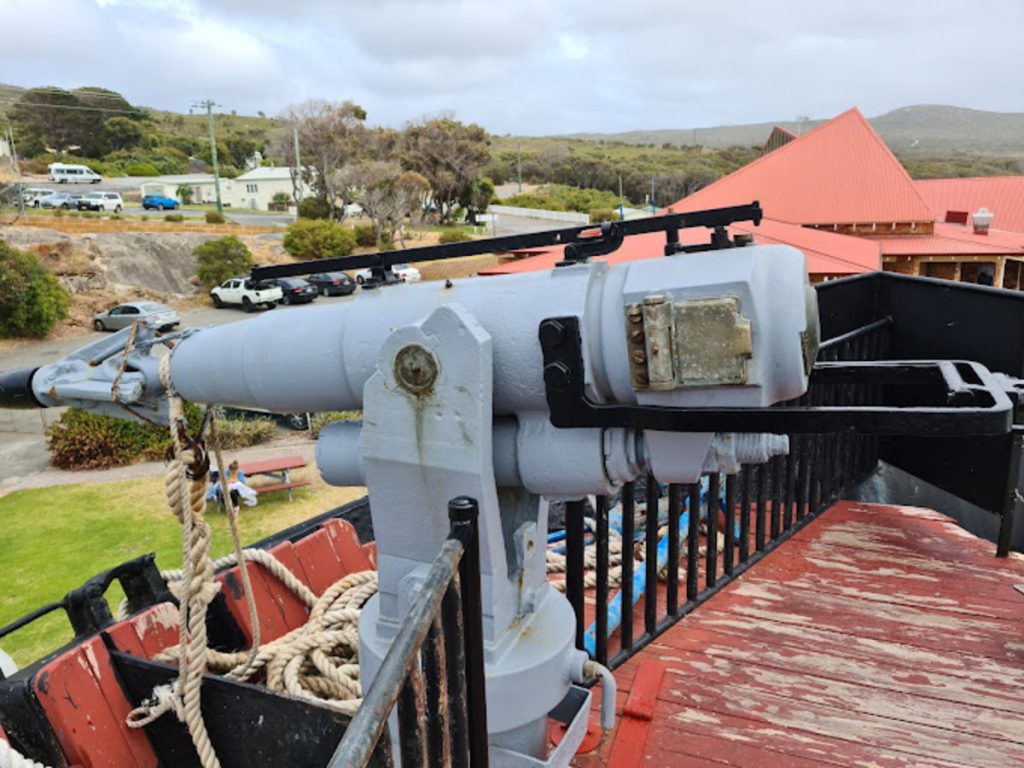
869,234,1016,256
915,177,1024,234
667,108,935,226
478,217,880,278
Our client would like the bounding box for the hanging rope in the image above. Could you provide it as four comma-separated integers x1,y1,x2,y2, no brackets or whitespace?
127,358,222,768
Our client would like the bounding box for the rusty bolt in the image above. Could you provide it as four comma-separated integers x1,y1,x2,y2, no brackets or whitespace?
651,344,660,356
627,306,643,324
630,329,644,343
632,350,646,365
634,371,649,386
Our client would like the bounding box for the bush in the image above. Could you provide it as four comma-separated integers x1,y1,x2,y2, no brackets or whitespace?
205,210,227,224
309,411,361,439
353,223,376,247
272,192,292,205
0,240,70,338
193,235,254,288
589,208,618,223
123,162,161,176
283,219,356,259
46,406,271,470
438,229,472,244
209,417,276,449
297,198,333,220
164,213,184,222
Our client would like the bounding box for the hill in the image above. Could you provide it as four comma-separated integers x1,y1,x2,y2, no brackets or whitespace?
563,105,1024,155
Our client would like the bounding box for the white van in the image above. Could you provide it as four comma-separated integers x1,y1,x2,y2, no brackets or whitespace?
48,163,102,184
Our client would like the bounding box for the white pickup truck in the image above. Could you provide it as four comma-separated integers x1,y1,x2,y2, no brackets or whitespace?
210,277,283,312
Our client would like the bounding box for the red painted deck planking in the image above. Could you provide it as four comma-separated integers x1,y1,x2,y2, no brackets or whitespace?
573,501,1024,767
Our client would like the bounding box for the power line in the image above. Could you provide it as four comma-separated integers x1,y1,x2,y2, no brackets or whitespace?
0,98,146,116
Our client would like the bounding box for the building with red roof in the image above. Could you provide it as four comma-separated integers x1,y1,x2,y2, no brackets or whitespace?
482,108,1024,288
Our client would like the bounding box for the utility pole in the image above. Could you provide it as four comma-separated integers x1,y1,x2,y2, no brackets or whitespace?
516,141,522,194
618,174,625,222
293,127,303,202
193,100,223,213
650,176,656,214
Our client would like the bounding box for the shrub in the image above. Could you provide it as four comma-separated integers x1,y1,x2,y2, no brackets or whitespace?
271,192,292,205
308,411,361,439
193,235,254,288
46,406,270,470
0,240,70,338
53,208,65,218
438,229,472,244
297,197,332,220
209,417,276,449
353,223,376,247
176,184,194,205
283,219,356,259
589,208,616,223
205,210,227,224
164,213,184,222
123,162,161,176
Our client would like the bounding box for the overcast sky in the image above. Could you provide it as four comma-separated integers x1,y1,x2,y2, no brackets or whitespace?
2,0,1022,135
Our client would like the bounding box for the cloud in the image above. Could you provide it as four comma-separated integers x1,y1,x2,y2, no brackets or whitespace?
0,0,1022,135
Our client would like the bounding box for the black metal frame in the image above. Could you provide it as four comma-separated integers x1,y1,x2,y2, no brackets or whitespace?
539,316,1014,437
250,202,764,283
329,496,489,768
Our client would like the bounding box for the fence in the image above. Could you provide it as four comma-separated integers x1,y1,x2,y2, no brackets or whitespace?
563,314,891,669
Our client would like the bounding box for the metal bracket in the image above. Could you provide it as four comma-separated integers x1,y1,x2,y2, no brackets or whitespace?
539,315,1014,436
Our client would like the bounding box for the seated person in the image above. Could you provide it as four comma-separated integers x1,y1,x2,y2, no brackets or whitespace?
207,460,258,508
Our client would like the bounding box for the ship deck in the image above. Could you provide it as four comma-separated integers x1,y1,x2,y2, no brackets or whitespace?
575,501,1024,767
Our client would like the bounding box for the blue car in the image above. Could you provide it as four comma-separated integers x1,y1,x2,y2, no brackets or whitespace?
141,194,180,210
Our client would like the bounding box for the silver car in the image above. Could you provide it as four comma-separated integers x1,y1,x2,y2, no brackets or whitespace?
40,192,83,210
93,301,180,332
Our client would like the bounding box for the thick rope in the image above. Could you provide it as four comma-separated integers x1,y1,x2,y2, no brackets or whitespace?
0,740,50,768
127,363,222,768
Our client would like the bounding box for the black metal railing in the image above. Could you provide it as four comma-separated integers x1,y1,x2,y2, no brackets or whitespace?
330,497,489,768
564,318,892,669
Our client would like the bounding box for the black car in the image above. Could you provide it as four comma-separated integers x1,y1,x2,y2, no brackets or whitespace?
272,277,319,305
308,271,357,296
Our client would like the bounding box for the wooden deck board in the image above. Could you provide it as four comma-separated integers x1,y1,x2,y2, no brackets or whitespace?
574,502,1024,768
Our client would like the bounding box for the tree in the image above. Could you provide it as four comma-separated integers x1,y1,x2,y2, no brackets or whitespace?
282,220,356,259
339,161,429,247
0,240,70,338
402,116,491,223
462,176,494,224
193,235,254,288
10,86,142,158
272,100,368,216
103,117,145,152
176,184,194,205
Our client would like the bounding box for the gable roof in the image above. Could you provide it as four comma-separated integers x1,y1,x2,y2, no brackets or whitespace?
915,176,1024,234
479,217,880,278
235,166,295,181
669,108,934,226
762,125,796,154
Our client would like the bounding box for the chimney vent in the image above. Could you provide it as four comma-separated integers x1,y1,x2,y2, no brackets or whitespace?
972,207,994,235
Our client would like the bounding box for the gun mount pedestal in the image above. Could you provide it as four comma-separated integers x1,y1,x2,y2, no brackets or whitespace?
355,304,588,763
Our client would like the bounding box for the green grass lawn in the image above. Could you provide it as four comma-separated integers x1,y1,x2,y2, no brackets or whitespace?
0,475,366,667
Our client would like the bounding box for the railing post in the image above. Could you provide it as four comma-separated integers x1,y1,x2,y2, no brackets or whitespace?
449,496,490,768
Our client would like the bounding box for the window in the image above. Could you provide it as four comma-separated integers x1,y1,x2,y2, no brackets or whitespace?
246,183,258,193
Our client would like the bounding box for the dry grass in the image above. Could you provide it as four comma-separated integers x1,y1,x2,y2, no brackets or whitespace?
11,214,279,237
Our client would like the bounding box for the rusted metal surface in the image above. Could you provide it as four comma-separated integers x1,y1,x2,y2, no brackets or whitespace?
574,501,1024,767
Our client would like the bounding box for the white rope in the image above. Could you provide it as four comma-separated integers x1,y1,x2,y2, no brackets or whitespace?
0,739,51,768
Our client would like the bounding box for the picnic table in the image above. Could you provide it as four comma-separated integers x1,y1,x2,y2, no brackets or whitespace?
237,454,310,502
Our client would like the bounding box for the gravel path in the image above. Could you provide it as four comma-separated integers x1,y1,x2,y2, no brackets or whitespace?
0,434,318,498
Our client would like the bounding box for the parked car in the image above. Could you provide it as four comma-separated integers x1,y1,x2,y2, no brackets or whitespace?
353,263,421,285
39,192,83,209
78,192,123,213
210,277,283,311
93,302,180,332
23,188,56,206
270,277,319,305
391,263,421,283
307,272,356,296
142,194,180,210
48,163,102,184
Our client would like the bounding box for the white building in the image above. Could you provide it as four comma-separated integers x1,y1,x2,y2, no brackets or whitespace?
139,174,234,205
0,137,10,158
230,167,299,211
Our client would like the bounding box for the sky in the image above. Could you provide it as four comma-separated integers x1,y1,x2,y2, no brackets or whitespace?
1,0,1022,135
